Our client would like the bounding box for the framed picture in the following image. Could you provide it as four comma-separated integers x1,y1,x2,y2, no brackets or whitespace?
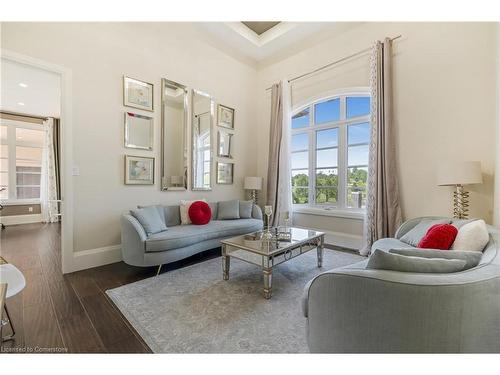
125,155,155,185
123,76,154,112
217,130,233,158
216,162,234,185
124,112,154,150
217,104,234,129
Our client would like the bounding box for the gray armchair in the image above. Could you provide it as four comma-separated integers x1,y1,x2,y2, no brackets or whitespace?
303,217,500,353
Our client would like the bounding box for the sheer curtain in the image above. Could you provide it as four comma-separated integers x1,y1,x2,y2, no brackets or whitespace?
362,38,402,255
266,79,292,227
40,117,59,223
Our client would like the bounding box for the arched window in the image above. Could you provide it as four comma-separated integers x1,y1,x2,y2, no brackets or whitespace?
291,90,370,212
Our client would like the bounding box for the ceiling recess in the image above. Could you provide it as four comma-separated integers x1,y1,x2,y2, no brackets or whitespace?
241,22,281,35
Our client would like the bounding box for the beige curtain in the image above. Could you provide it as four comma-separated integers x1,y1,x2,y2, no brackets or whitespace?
266,80,292,227
362,38,402,255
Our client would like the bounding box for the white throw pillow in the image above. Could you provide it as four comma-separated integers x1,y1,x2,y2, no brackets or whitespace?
451,219,489,252
179,199,206,225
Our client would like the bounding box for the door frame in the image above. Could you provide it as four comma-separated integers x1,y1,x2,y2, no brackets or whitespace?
1,49,74,273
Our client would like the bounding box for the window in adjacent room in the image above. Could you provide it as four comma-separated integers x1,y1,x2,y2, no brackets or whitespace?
0,120,44,202
291,92,370,212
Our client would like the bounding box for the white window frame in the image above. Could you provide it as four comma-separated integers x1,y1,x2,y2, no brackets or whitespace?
0,118,44,204
291,88,370,217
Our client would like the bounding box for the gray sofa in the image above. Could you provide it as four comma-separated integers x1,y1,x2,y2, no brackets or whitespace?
303,216,500,353
121,202,263,268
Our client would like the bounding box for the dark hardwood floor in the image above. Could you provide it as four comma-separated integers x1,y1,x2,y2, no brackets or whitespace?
0,222,220,353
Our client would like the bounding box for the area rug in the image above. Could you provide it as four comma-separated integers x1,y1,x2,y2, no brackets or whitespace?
106,249,363,353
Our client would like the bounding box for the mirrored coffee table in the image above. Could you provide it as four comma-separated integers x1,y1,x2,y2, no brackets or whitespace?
220,227,325,299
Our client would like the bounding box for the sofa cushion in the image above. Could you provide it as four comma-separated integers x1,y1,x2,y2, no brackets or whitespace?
145,219,263,252
367,249,466,273
164,205,181,227
208,202,218,219
400,219,451,247
239,200,253,219
451,219,490,252
372,238,415,253
389,248,482,270
137,204,166,226
188,201,212,225
180,199,206,225
417,224,458,250
218,200,240,220
130,206,167,236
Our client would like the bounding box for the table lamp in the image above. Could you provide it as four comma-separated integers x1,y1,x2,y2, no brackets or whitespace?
437,161,482,219
244,177,263,204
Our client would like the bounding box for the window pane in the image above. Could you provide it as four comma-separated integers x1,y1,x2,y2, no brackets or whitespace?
314,98,340,124
292,187,309,204
292,108,309,129
0,172,8,185
0,126,7,141
17,186,40,200
316,148,337,168
348,167,368,208
17,172,41,186
1,145,7,158
0,187,7,199
315,187,338,204
291,169,309,187
291,133,308,152
16,146,42,166
0,158,7,172
348,122,370,145
16,128,44,145
292,151,308,169
316,128,338,148
348,144,369,166
346,96,370,118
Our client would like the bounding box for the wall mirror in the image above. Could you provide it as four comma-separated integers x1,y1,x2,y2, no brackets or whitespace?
192,89,214,190
124,112,154,150
217,129,233,158
161,78,188,191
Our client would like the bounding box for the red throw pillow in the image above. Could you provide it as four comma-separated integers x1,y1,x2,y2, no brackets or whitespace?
188,201,212,225
417,224,458,250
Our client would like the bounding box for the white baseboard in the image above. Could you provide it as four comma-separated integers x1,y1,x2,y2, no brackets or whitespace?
294,225,363,251
71,244,122,272
0,214,42,226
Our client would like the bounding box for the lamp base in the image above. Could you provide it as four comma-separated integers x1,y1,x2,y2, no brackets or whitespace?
250,190,258,205
453,184,469,219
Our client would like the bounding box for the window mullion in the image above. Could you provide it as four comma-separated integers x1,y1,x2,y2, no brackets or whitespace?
7,125,16,200
338,97,347,209
309,105,315,206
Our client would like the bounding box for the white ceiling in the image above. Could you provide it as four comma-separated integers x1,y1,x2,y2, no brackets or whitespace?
1,58,61,118
198,22,363,65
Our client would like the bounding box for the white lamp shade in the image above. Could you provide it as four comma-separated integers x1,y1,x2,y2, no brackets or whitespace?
437,161,482,186
244,176,262,190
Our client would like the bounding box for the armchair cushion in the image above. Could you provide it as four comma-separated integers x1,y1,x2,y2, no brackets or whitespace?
400,219,451,247
389,248,482,270
367,249,466,273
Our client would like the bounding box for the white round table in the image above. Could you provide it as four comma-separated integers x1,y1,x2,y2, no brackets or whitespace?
0,263,26,341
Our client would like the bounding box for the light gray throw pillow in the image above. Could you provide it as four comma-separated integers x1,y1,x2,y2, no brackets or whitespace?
218,200,240,220
208,202,218,219
367,249,466,273
400,219,451,246
131,206,167,236
239,200,253,219
389,248,482,270
137,204,166,226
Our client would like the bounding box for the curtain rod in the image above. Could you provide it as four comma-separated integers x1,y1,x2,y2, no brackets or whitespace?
0,110,49,121
265,35,402,91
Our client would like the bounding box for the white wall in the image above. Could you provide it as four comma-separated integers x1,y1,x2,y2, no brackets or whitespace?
494,23,500,227
1,22,259,255
257,22,498,242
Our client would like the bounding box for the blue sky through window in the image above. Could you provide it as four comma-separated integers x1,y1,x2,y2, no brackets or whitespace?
348,122,370,145
316,128,338,148
292,133,308,151
346,97,370,118
292,108,309,129
315,98,340,124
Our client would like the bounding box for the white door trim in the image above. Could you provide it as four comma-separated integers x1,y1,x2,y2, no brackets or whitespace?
1,49,74,273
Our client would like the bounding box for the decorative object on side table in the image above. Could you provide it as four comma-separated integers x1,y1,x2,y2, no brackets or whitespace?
262,205,273,240
217,130,233,158
123,76,154,112
124,112,154,150
125,155,155,185
244,176,263,204
437,161,482,219
216,162,234,184
217,104,234,129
